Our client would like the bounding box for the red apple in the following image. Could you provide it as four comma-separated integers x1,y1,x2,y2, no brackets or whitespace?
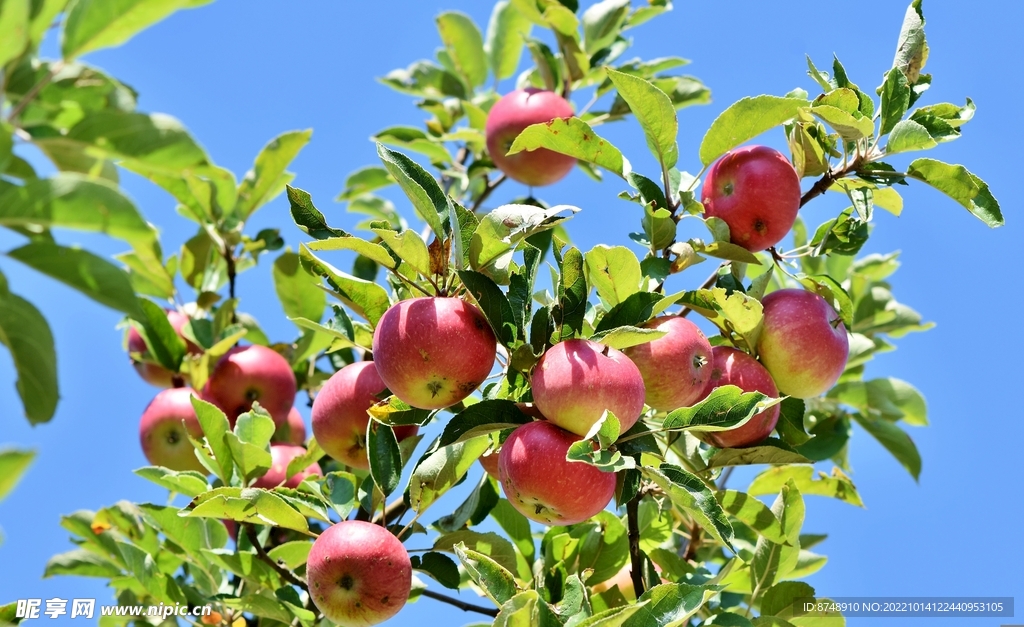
697,346,780,448
701,145,801,252
307,520,412,626
253,444,321,489
312,361,419,469
127,309,200,387
623,316,714,412
485,88,576,186
531,339,645,436
498,420,617,525
757,288,849,398
371,297,496,410
138,387,206,473
274,407,307,445
203,345,297,426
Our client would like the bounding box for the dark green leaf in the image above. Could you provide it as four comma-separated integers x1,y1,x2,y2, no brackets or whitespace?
878,68,910,136
368,422,402,496
0,287,57,424
454,542,518,606
761,581,815,617
287,185,346,239
470,203,579,284
622,583,722,627
459,270,518,346
377,143,448,237
410,437,490,512
554,246,587,340
439,400,530,446
411,551,462,589
707,441,810,468
716,489,788,545
594,291,663,333
642,464,734,548
298,245,391,326
851,412,921,480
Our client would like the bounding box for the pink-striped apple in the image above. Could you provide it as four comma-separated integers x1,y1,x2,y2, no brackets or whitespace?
624,316,713,411
273,407,307,445
757,288,849,398
203,345,296,426
701,145,801,252
697,346,780,448
498,420,617,525
312,361,419,469
307,520,412,626
531,339,645,436
253,444,321,489
486,88,576,186
139,387,205,472
127,310,200,387
371,297,496,410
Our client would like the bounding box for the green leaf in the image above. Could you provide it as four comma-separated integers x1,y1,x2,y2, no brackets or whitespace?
6,242,141,318
267,541,313,570
699,96,807,166
437,11,487,87
298,245,391,326
748,466,863,507
642,464,734,549
851,412,921,480
878,68,910,136
582,0,630,53
224,414,274,483
829,377,927,426
287,185,346,239
594,291,663,332
469,203,578,284
0,174,160,262
453,542,518,606
485,0,532,81
273,250,327,325
622,583,722,627
761,581,815,617
377,143,448,237
885,119,936,154
716,490,788,545
337,166,395,201
62,0,211,58
433,472,499,533
44,548,122,578
133,466,208,498
0,0,29,67
236,129,311,218
508,117,630,179
554,246,588,340
371,228,428,275
810,105,874,140
321,471,358,519
660,385,774,433
585,245,640,307
190,396,234,484
606,68,678,168
0,448,34,501
367,422,402,496
892,0,928,84
187,487,310,533
136,298,186,370
435,530,519,574
409,436,491,513
459,269,518,346
775,397,809,446
411,551,462,589
590,325,666,350
707,442,810,468
0,287,58,424
439,400,531,446
577,604,648,627
906,158,1003,227
911,99,975,128
379,60,467,99
65,111,209,172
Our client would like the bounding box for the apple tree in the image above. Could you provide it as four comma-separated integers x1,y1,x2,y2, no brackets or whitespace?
0,0,1004,626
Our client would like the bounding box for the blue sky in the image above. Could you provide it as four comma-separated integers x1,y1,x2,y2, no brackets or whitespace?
2,1,1022,625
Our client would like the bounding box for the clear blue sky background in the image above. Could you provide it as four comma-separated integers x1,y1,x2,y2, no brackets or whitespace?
1,1,1021,626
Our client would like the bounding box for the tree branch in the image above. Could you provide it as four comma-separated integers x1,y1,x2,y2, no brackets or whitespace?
420,589,499,617
243,523,307,589
626,494,646,599
682,520,702,562
372,498,408,526
6,60,63,123
471,173,506,212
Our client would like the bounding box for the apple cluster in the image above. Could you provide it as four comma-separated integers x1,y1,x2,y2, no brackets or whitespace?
127,134,850,626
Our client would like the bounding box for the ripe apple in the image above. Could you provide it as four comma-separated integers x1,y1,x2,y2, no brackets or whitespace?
203,345,297,426
307,520,412,626
273,406,307,445
138,387,206,473
371,297,496,410
757,288,850,398
498,420,617,525
252,444,322,489
696,346,780,448
312,361,419,469
623,316,714,411
127,309,200,387
531,339,645,436
485,88,576,186
701,145,802,252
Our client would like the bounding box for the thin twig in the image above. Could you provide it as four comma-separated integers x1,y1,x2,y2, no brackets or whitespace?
371,498,408,526
682,520,702,562
626,495,646,599
243,523,307,589
471,173,506,212
6,60,64,123
420,589,498,617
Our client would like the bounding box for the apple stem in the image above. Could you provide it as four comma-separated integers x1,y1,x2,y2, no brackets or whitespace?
420,589,499,617
626,495,647,599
